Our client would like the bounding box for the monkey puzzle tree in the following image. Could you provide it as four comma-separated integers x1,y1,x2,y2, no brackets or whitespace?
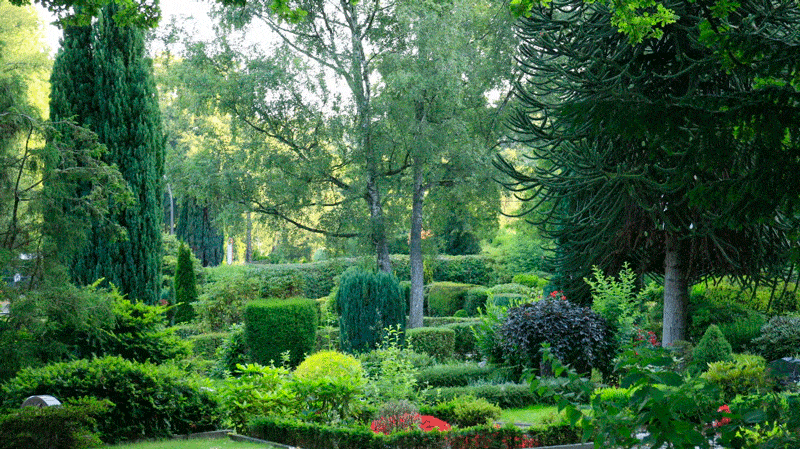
497,0,800,345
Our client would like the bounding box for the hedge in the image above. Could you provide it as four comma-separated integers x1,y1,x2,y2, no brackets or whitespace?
245,298,318,368
408,327,456,361
427,282,478,317
416,363,503,388
248,416,580,449
418,383,545,408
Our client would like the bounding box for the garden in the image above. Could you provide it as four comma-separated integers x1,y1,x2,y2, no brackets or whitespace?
2,250,799,449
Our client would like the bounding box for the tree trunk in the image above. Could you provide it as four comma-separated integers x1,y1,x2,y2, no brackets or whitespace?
662,233,689,346
408,162,425,329
245,211,252,263
367,176,392,273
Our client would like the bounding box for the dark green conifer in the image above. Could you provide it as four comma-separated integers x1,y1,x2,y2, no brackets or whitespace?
173,242,197,323
336,267,406,353
175,197,223,266
50,5,164,304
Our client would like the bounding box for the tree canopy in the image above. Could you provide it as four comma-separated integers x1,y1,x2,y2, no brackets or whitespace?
498,0,800,345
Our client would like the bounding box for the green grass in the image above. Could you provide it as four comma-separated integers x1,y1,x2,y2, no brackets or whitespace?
500,404,563,427
105,437,265,449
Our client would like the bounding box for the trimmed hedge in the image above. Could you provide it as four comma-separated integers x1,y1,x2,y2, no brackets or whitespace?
245,298,318,368
427,282,478,317
0,357,220,444
423,317,477,327
248,416,579,449
408,327,456,361
418,383,544,408
416,363,501,388
445,322,480,359
464,287,489,316
189,331,229,358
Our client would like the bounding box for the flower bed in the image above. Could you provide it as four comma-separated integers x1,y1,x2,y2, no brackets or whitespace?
248,416,580,449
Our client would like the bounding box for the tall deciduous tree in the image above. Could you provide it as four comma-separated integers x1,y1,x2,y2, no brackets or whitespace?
498,0,800,345
173,0,401,273
50,4,165,304
375,0,515,328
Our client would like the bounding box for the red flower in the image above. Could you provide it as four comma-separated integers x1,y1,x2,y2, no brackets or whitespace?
419,415,451,432
712,404,732,428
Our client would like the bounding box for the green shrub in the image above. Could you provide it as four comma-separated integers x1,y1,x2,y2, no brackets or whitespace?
189,331,229,358
211,323,250,378
592,387,632,404
0,356,220,444
752,316,800,361
416,363,496,388
487,283,534,297
702,354,772,401
500,299,617,377
407,327,456,361
245,298,318,368
423,316,476,327
431,255,495,285
717,313,766,353
463,287,489,316
197,265,262,331
453,309,468,318
0,397,111,449
586,263,645,346
512,273,549,291
219,363,294,433
173,242,198,323
336,267,406,353
488,293,526,308
362,327,420,402
445,322,480,359
422,395,501,428
691,324,733,372
292,350,367,422
418,382,543,408
427,282,476,317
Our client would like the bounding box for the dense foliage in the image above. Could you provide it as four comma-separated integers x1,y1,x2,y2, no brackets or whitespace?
336,267,405,353
173,242,198,323
500,299,617,376
244,298,318,367
0,356,220,443
50,4,164,304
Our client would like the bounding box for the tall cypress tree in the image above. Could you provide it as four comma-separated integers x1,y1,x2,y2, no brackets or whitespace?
175,197,223,267
51,5,164,304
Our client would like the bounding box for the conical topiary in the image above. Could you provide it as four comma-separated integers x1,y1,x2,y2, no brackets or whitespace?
692,324,733,372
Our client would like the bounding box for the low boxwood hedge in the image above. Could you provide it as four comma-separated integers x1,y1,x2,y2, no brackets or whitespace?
247,416,580,449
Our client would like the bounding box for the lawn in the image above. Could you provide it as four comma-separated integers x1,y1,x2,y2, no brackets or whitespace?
105,437,264,449
499,405,563,427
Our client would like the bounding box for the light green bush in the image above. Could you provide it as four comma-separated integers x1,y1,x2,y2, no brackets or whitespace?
407,327,456,361
220,363,294,433
691,324,733,372
292,350,367,422
427,282,477,317
702,354,772,401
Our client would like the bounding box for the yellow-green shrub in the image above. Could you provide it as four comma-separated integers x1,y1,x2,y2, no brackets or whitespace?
292,351,367,422
702,354,772,401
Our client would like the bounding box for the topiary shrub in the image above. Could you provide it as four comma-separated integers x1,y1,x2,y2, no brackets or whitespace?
445,321,480,360
407,327,456,361
336,267,406,353
464,287,489,316
752,316,800,361
245,298,318,368
426,282,477,317
499,299,617,377
173,242,198,323
702,354,772,402
292,350,367,422
418,383,541,408
0,356,220,444
189,331,229,359
0,397,112,449
512,273,549,291
691,324,733,372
